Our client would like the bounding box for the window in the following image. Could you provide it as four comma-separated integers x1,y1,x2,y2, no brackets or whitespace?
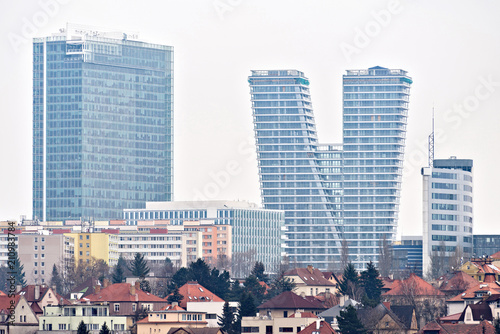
34,246,38,251
206,314,216,319
34,254,38,258
86,235,89,240
34,262,38,267
114,304,120,312
41,237,45,242
41,245,45,250
59,324,67,330
35,237,38,242
132,303,136,312
242,327,260,333
41,262,45,267
279,328,293,332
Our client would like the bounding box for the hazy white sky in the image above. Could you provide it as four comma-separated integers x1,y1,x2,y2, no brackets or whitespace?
1,0,499,236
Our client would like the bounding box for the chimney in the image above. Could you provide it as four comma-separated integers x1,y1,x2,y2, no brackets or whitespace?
94,285,100,294
383,302,391,310
130,284,136,296
16,285,22,293
172,302,178,307
35,285,41,300
316,319,321,330
103,279,109,288
300,292,306,298
135,280,141,291
307,265,314,274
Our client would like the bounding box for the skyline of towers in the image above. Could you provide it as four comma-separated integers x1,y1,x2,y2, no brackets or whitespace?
249,67,412,270
32,24,174,221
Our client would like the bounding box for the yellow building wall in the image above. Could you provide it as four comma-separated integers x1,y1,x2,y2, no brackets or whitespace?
65,233,111,264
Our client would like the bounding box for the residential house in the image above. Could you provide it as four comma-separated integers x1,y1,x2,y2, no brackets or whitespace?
484,293,500,319
457,303,493,324
357,303,418,334
167,327,224,334
446,273,500,315
174,282,225,327
438,271,478,298
285,266,338,297
83,281,169,329
298,319,337,334
18,284,67,318
418,320,495,334
137,304,207,334
37,303,129,333
318,297,360,329
459,258,500,282
242,312,320,334
382,274,446,328
0,295,39,334
257,291,326,318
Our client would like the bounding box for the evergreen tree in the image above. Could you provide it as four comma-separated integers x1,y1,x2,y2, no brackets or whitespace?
251,261,269,284
494,318,500,334
238,292,257,318
337,263,361,300
218,301,236,334
77,320,89,334
140,279,151,293
359,261,384,308
170,267,191,291
50,264,63,294
243,275,266,305
167,285,184,304
99,321,111,334
10,250,26,287
267,274,296,299
189,258,211,285
209,267,231,300
112,255,127,283
129,253,150,278
336,305,366,334
227,279,244,302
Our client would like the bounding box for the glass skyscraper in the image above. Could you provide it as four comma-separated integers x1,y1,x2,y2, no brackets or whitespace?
33,24,173,221
249,67,412,269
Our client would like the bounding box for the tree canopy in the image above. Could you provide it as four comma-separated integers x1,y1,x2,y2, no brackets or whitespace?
129,253,150,278
251,261,269,283
359,261,384,308
336,305,366,334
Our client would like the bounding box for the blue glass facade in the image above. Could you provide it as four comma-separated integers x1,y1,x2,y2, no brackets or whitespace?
33,28,173,221
249,67,412,269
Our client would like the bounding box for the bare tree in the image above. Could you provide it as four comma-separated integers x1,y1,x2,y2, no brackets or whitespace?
339,239,349,273
427,241,448,280
231,248,256,278
378,235,392,278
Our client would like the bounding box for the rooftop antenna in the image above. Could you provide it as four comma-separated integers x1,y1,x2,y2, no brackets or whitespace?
428,107,435,168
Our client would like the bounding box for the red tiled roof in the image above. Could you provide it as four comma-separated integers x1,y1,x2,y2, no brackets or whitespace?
161,304,185,311
465,261,500,275
289,312,318,318
174,282,224,309
438,312,462,322
0,291,6,296
285,267,336,287
383,274,445,296
299,320,337,334
0,295,20,311
440,272,478,292
30,302,43,314
258,291,326,310
83,283,166,303
491,251,500,259
437,321,496,334
446,281,500,302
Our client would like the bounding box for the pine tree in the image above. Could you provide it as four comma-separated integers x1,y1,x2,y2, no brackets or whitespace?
189,258,211,285
99,321,111,334
167,285,184,304
77,320,89,334
50,264,62,294
251,261,269,283
170,267,191,291
112,255,127,283
10,250,26,287
140,279,151,293
360,261,384,308
267,274,296,299
243,275,266,305
129,253,150,278
337,263,360,300
336,305,366,334
494,317,500,334
238,292,257,318
218,301,236,334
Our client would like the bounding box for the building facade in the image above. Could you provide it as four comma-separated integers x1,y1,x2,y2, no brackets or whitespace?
16,233,74,285
124,200,284,276
33,23,173,221
422,157,473,276
473,235,500,257
248,67,412,269
392,236,423,278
